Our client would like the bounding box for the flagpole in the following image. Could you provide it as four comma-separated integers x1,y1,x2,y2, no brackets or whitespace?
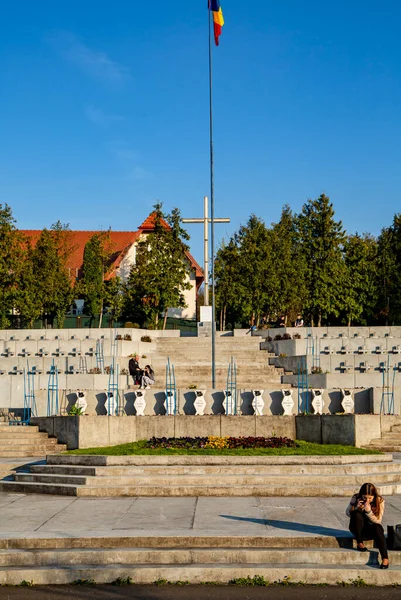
208,3,216,389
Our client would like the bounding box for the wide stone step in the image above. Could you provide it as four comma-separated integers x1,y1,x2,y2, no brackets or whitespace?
46,454,393,466
30,462,401,477
0,426,39,433
0,534,375,550
0,444,66,457
0,546,398,568
0,432,49,440
367,445,401,452
0,437,59,446
0,563,400,586
14,471,401,487
3,480,400,496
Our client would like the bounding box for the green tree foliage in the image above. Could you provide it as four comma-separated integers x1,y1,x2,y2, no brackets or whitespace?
342,234,379,326
0,204,24,328
124,204,191,329
14,242,42,328
297,194,346,326
270,205,307,324
215,239,242,330
32,223,75,328
376,215,401,324
104,276,123,326
79,231,115,323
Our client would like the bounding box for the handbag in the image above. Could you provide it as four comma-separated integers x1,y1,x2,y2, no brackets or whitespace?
387,525,401,550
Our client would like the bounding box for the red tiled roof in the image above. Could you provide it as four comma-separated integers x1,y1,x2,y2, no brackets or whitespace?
138,212,170,231
22,230,140,280
21,217,204,285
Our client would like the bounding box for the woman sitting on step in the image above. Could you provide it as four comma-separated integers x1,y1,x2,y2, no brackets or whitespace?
140,365,155,390
346,482,389,569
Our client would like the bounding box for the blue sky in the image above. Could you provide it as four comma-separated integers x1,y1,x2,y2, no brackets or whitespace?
1,1,401,263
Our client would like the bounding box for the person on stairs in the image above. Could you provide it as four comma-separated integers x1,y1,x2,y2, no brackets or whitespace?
346,482,389,568
140,365,155,390
128,354,142,385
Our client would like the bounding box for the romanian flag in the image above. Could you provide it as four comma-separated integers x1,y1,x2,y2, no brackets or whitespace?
209,0,224,46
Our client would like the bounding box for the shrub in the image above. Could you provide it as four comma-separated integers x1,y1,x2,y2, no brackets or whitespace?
293,333,301,339
89,367,101,374
124,322,134,328
141,335,152,343
274,334,282,341
123,334,132,341
311,366,323,374
282,333,291,340
115,334,122,340
266,336,272,342
144,436,296,450
120,368,128,375
279,353,287,358
68,405,84,416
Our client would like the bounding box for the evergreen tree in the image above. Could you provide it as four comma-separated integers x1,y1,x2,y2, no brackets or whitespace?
215,239,242,330
233,215,272,325
80,231,115,325
377,215,401,324
342,233,379,325
297,194,346,326
270,205,307,324
0,204,24,328
14,242,42,328
124,204,191,329
104,276,123,326
32,224,74,328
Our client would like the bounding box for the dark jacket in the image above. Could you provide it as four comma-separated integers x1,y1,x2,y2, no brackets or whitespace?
128,359,141,379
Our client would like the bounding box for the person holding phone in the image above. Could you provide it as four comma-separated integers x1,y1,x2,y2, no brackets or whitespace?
346,482,389,568
140,365,155,390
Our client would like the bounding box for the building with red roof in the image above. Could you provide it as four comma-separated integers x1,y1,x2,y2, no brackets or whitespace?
21,213,204,320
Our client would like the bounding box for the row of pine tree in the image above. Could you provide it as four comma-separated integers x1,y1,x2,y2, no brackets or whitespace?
215,194,399,328
1,195,401,329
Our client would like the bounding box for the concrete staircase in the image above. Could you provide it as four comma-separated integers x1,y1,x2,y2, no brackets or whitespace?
0,534,399,585
152,337,287,388
0,424,67,457
3,453,401,497
366,422,401,452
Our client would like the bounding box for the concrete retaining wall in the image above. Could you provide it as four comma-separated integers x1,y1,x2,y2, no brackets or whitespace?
30,414,401,450
295,414,401,447
31,415,296,450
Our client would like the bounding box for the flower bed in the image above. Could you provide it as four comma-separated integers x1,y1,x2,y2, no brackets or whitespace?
145,436,296,450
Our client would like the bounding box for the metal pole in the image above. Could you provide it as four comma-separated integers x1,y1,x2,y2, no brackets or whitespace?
209,5,216,388
204,196,209,306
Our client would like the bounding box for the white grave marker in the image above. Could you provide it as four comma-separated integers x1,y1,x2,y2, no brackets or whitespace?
75,390,87,413
281,389,294,416
252,390,264,415
107,392,117,416
311,389,325,415
133,390,146,416
165,390,176,415
341,389,354,414
194,390,207,416
223,390,235,415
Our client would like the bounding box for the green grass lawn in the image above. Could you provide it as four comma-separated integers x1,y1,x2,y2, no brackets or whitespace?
67,440,381,456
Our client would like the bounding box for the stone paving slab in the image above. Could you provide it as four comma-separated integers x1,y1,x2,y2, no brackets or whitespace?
0,492,401,538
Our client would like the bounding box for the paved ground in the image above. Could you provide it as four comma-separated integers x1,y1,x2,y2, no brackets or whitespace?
0,490,401,538
1,585,401,600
